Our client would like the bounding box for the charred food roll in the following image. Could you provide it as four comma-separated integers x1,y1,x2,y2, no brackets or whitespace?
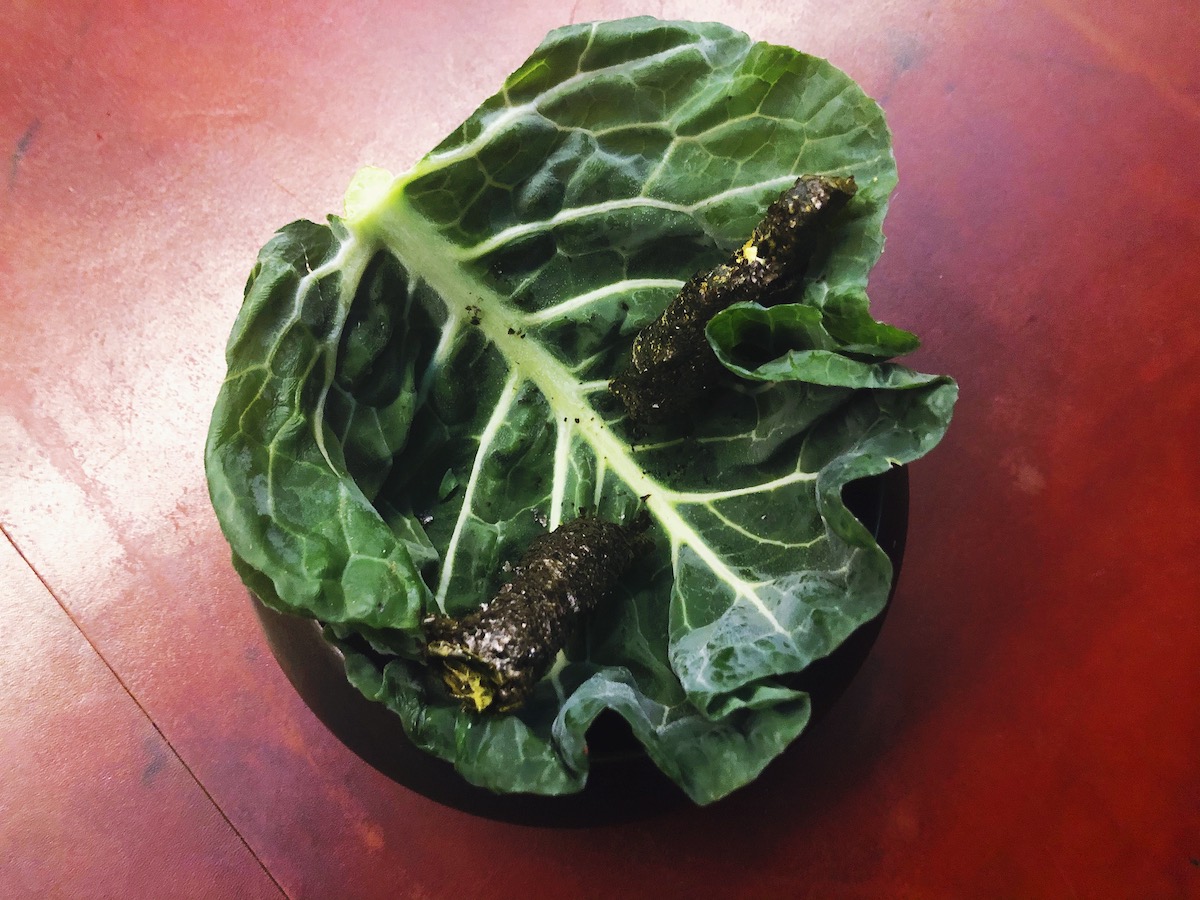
424,515,649,713
610,174,857,429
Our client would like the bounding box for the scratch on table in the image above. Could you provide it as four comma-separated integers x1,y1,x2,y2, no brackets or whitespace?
8,0,101,192
270,176,301,203
9,119,42,190
1041,0,1200,124
141,736,169,785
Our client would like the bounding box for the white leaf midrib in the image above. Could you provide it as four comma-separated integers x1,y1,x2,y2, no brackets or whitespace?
356,194,788,634
432,370,521,613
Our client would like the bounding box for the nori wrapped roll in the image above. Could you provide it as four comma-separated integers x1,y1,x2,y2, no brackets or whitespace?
424,516,648,713
610,174,857,429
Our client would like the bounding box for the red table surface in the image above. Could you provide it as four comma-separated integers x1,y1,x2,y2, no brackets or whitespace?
2,1,1197,897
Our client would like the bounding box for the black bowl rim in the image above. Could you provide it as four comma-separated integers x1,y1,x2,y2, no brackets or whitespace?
251,465,909,826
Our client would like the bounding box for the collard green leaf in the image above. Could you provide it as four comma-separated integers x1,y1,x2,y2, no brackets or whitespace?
206,16,956,804
707,295,934,387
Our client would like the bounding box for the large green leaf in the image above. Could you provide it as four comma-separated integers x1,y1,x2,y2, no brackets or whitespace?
206,17,956,804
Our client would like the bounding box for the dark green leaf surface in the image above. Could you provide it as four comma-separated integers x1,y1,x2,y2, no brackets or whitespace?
206,17,956,804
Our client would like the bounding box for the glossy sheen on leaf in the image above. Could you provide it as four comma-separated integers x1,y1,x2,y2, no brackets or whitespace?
205,17,956,804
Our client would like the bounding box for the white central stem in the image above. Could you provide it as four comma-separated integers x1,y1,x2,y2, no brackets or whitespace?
351,189,785,632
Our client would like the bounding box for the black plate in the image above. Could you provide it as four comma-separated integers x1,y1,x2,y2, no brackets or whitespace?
252,466,908,826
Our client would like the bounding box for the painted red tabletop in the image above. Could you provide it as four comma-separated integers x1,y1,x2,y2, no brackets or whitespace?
2,1,1197,897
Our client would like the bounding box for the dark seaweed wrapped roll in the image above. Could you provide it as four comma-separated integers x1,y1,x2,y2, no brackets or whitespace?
610,174,857,429
424,516,648,713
